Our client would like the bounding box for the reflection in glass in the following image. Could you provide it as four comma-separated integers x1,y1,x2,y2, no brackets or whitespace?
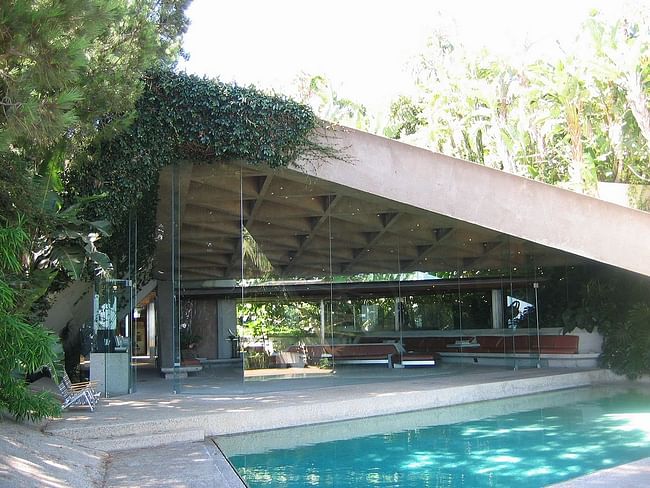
240,171,335,379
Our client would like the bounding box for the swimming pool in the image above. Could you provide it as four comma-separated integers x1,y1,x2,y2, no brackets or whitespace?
219,387,650,487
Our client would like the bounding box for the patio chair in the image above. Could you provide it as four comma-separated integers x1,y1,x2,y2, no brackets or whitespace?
61,370,101,404
52,368,101,411
57,380,97,411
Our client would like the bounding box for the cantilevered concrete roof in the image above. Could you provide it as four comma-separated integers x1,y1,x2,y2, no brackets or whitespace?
153,126,650,281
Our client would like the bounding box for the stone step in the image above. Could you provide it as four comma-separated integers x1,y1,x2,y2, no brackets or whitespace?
44,415,206,449
78,428,205,452
49,415,207,441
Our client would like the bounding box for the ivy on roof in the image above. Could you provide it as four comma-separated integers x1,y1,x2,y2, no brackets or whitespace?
68,69,333,277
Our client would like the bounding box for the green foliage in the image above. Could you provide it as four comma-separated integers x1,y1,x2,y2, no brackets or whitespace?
0,224,62,421
1,0,190,280
385,7,650,194
561,266,650,379
318,356,333,369
239,301,320,338
3,145,114,304
385,95,426,139
294,74,372,131
0,314,62,421
180,325,201,351
243,228,274,275
600,304,650,379
244,351,271,370
0,0,190,421
0,0,190,153
1,0,190,282
69,69,330,277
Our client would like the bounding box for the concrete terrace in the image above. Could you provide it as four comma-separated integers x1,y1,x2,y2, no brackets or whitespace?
44,364,617,443
31,364,640,487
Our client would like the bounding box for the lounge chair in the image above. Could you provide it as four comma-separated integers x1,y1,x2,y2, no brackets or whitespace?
57,381,97,412
61,371,101,403
287,343,400,367
55,369,101,411
328,343,399,367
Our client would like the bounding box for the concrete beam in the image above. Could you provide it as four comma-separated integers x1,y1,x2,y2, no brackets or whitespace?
297,126,650,277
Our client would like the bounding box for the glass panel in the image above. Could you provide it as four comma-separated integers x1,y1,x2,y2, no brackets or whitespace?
326,195,403,370
149,157,607,391
171,162,182,392
178,161,245,390
91,278,132,397
240,169,334,380
126,210,139,393
150,161,249,394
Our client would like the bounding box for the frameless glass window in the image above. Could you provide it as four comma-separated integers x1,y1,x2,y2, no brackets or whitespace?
240,169,335,379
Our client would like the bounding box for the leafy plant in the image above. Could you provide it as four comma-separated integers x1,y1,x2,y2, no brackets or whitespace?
600,304,650,379
382,7,650,193
244,351,271,370
0,0,190,421
68,69,335,280
180,326,201,351
561,266,650,379
239,301,320,338
0,224,62,421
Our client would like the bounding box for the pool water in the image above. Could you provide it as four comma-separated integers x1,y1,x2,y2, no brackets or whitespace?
223,388,650,487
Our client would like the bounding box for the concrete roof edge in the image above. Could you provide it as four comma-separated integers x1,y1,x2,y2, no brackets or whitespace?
295,125,650,277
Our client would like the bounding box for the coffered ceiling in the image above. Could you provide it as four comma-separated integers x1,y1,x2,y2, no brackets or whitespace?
154,160,580,283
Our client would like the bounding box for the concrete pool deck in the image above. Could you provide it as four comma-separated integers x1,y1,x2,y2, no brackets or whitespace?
3,365,649,487
44,364,617,443
549,457,650,487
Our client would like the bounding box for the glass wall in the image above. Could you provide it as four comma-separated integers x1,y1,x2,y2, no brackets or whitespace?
239,173,335,379
148,159,604,394
87,209,140,397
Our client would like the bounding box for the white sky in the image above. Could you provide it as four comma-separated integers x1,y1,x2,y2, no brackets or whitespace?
181,0,626,110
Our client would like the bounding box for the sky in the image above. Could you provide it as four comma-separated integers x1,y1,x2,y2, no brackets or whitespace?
180,0,626,111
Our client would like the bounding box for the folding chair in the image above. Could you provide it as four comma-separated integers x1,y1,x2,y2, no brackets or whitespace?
61,370,101,405
49,366,101,411
57,381,97,412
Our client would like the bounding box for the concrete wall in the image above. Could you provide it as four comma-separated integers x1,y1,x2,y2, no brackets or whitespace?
156,294,238,364
217,300,237,359
190,298,218,359
157,280,176,369
573,327,604,354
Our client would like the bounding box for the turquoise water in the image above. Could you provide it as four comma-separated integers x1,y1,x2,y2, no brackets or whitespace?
224,388,650,487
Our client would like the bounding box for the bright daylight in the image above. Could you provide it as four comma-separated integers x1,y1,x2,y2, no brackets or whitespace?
2,1,650,487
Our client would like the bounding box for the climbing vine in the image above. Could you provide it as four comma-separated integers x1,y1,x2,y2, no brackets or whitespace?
68,69,334,277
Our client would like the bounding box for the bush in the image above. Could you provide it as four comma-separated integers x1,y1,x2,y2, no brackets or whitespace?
0,225,62,421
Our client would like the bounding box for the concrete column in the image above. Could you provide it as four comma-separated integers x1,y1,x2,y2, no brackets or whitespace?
217,299,237,358
491,289,504,329
157,280,175,369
